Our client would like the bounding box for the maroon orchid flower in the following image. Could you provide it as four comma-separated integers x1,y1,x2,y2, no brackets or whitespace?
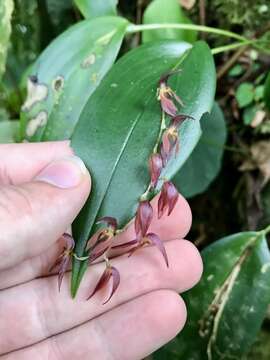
135,200,153,239
160,114,194,165
158,181,179,219
87,265,120,304
108,198,169,271
157,71,184,117
146,233,169,267
160,126,179,165
149,153,163,188
113,201,153,251
50,233,75,291
127,233,169,267
87,217,118,264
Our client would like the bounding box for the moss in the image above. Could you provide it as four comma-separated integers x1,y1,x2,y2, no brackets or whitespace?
208,0,270,34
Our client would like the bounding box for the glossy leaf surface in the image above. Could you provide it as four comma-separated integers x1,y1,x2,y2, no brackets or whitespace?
20,16,128,141
155,231,270,359
174,102,227,198
71,40,216,295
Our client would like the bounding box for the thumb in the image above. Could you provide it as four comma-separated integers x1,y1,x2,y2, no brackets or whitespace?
0,155,91,270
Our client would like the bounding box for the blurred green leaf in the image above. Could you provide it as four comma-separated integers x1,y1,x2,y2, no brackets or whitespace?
74,0,118,19
236,82,254,108
71,40,216,296
228,64,244,77
142,0,197,44
255,85,264,101
0,0,14,80
155,230,270,360
20,16,128,141
0,120,19,143
173,102,227,198
264,72,270,111
243,105,257,125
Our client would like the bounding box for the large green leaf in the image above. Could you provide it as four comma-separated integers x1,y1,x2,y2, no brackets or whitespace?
74,0,118,19
173,102,227,198
71,40,216,295
155,230,270,359
0,120,19,143
142,0,197,44
0,0,14,80
20,16,128,141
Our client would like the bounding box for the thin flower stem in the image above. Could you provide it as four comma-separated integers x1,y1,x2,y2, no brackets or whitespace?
126,23,247,42
211,40,255,55
73,253,89,261
262,225,270,236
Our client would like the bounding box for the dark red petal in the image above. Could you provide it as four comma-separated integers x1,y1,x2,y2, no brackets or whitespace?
57,256,71,291
160,143,168,167
171,114,194,128
112,239,138,249
167,130,178,150
128,243,143,257
88,245,110,263
160,96,178,117
161,131,171,165
96,217,118,230
146,232,169,267
158,186,166,219
135,201,153,238
149,153,163,188
159,69,182,85
49,255,63,273
165,181,179,216
87,267,112,301
103,266,120,304
62,233,75,251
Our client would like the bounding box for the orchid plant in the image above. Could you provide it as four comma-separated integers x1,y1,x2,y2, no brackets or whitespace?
52,71,191,303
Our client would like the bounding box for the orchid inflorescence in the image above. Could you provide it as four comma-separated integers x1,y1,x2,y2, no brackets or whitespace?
51,70,193,303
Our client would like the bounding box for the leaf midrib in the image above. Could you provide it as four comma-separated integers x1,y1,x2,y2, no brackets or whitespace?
89,92,154,236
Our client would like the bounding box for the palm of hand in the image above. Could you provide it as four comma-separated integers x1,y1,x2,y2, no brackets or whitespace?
0,142,202,360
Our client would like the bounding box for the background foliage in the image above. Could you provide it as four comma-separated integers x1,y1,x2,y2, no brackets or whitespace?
1,0,270,359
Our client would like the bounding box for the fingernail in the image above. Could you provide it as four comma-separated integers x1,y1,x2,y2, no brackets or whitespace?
35,156,87,188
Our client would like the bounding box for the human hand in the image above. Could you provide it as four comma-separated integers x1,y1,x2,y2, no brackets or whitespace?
0,141,202,360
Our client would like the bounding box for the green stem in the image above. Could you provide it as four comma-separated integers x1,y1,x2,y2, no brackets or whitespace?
211,40,255,55
126,23,247,42
263,225,270,236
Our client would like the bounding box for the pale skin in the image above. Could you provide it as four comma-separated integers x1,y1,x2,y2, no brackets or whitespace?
0,141,203,360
